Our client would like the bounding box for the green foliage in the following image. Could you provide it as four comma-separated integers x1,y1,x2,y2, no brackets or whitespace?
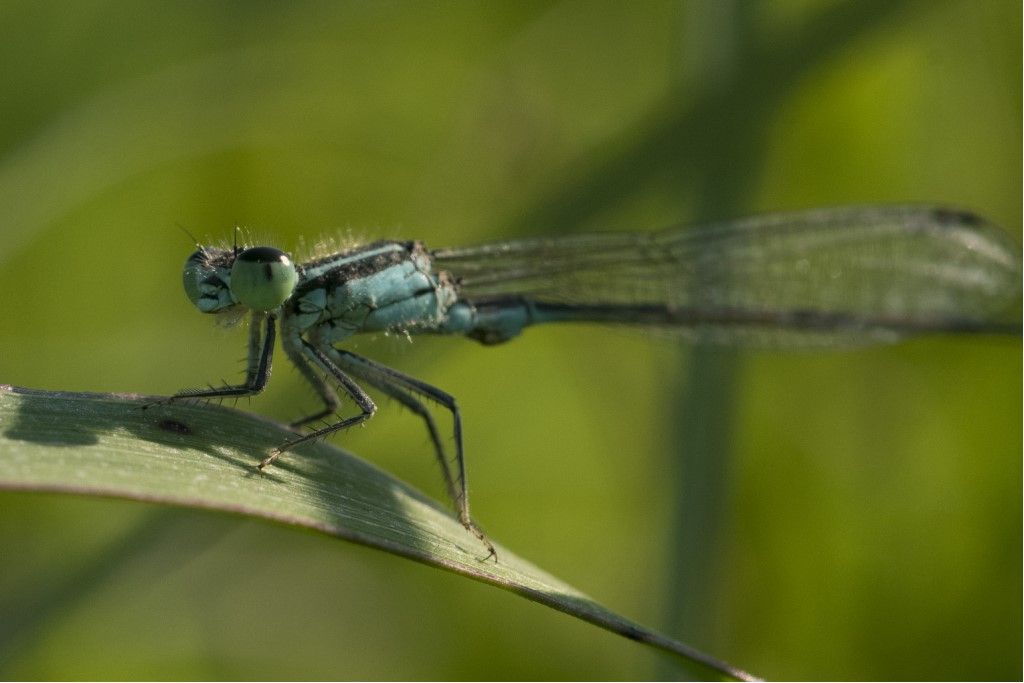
0,385,752,680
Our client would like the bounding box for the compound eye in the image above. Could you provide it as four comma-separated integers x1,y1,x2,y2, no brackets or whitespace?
182,252,208,306
182,249,226,311
230,246,299,311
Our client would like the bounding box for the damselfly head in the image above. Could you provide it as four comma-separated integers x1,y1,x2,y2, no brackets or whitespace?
182,246,237,313
182,242,299,315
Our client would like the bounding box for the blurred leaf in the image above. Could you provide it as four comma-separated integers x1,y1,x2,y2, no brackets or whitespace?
510,0,926,234
0,384,755,682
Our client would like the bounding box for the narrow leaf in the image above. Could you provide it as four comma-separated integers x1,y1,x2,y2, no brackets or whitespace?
0,385,755,681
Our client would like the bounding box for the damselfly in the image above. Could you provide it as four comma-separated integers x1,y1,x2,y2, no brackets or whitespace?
160,205,1022,557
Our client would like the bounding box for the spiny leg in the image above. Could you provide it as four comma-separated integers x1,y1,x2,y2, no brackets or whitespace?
257,339,376,470
335,357,459,529
146,311,275,407
280,326,340,429
329,348,494,560
261,334,494,559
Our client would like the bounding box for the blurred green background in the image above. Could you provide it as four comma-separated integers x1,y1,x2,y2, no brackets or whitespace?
0,0,1019,679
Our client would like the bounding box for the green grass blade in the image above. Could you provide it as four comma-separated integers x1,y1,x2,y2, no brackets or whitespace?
0,384,756,682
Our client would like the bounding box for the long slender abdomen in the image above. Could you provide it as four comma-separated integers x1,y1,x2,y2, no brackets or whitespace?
449,297,1021,347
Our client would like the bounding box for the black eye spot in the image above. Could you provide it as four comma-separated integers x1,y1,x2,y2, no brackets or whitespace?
201,275,226,287
238,246,290,264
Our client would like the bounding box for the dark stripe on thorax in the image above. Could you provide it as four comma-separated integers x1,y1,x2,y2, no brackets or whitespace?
294,240,414,298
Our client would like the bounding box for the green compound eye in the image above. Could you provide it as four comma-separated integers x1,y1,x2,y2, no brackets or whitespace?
182,249,209,306
182,247,236,313
230,246,299,311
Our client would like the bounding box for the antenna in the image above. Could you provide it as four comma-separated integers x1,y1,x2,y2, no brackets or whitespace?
175,223,204,252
